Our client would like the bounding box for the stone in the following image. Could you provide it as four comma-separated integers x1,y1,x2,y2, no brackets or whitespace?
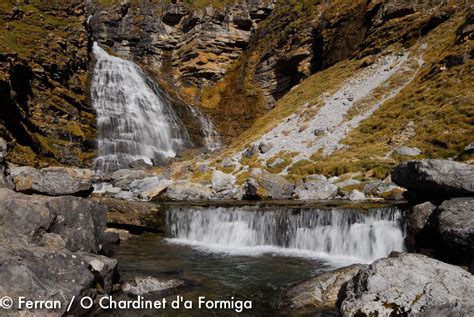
436,197,474,256
407,202,436,235
339,252,474,316
392,160,474,202
267,157,285,169
129,176,172,201
110,169,148,189
11,166,93,197
0,189,107,253
129,159,152,169
348,189,366,201
464,142,474,153
242,145,258,158
92,197,165,233
395,146,421,156
335,179,361,188
122,277,185,296
0,137,7,162
211,170,236,193
279,264,365,313
164,180,213,201
294,176,337,200
105,228,132,241
258,142,273,154
250,169,294,200
243,178,260,200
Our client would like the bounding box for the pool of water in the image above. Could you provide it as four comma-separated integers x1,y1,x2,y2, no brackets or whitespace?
100,233,341,316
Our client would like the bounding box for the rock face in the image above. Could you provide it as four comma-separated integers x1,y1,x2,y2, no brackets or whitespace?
0,1,95,167
392,160,474,202
436,197,474,257
279,264,365,313
0,189,117,315
11,166,93,197
339,252,474,316
294,175,338,200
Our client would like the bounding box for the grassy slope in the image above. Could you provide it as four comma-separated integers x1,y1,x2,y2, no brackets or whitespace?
211,7,473,180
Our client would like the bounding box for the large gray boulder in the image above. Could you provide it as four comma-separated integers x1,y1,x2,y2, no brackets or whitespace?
164,180,213,201
0,189,117,316
339,252,474,316
211,170,236,193
407,201,436,236
392,160,474,202
11,166,93,197
0,189,106,253
436,197,474,255
246,169,294,200
279,264,365,313
294,175,338,200
110,169,149,189
129,176,172,201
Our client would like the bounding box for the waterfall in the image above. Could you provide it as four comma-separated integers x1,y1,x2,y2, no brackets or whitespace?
91,43,190,174
166,206,405,264
189,106,221,151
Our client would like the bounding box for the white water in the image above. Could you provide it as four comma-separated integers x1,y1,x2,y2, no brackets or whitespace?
189,107,221,151
91,43,189,174
166,206,405,264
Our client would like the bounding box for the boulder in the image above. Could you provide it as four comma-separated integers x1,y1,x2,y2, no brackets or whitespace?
334,179,361,188
395,146,421,156
436,197,474,256
164,180,213,201
407,201,436,236
92,197,165,233
279,264,365,313
392,160,474,202
258,142,273,154
0,189,118,315
0,189,106,253
249,169,294,200
295,176,337,200
347,189,366,201
110,169,148,189
11,166,93,197
129,176,172,201
339,252,474,316
211,170,236,193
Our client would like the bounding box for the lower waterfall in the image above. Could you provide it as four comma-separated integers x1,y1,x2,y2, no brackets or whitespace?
166,206,405,264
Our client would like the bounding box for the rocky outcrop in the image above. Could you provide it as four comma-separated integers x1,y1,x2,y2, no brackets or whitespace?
279,264,365,314
0,1,95,167
392,160,474,203
0,137,13,189
0,189,118,315
92,197,165,234
11,166,93,197
339,252,474,316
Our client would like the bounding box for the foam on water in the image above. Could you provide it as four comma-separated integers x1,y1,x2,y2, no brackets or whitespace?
166,206,405,264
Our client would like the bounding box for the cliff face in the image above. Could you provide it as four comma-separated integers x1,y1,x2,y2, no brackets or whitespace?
0,0,472,169
0,1,95,167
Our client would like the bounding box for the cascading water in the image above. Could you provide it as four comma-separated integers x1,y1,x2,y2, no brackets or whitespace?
166,206,405,264
188,106,221,151
91,42,190,174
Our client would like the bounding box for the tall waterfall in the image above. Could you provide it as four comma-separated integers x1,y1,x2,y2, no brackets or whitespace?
91,43,189,174
166,206,405,264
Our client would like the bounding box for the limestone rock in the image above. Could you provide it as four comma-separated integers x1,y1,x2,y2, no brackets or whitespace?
392,159,474,202
279,264,365,313
211,170,236,193
407,201,436,235
294,176,337,200
348,189,366,201
436,197,474,256
339,252,474,316
395,146,421,156
129,176,172,201
164,180,213,201
11,166,93,197
250,169,294,200
110,169,148,189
